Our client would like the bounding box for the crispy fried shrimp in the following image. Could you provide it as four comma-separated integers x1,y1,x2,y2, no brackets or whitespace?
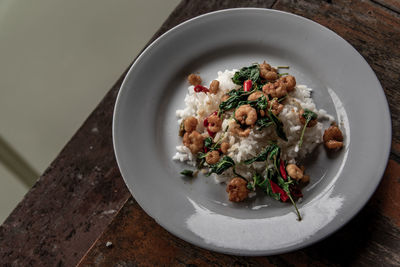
209,80,220,94
262,81,288,98
279,75,296,92
268,99,284,115
231,122,251,137
220,142,230,154
184,116,198,133
207,114,222,133
323,125,344,150
286,164,304,181
226,177,249,202
259,61,278,82
235,104,257,126
221,94,230,102
299,109,317,127
247,91,264,101
187,74,202,86
183,131,204,154
206,150,220,165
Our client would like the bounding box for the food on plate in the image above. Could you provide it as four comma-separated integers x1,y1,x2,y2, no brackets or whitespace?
323,123,344,150
173,61,344,220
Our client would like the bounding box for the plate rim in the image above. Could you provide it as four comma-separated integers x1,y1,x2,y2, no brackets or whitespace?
112,7,392,256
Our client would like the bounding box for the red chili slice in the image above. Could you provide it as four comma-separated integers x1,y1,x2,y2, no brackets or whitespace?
280,160,287,180
203,111,218,127
243,80,252,92
207,128,216,138
194,85,209,93
270,180,289,202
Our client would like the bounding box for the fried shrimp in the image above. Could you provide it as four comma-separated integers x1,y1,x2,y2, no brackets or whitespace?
262,81,288,98
206,150,220,165
259,61,278,82
207,114,222,133
247,91,264,101
231,123,251,137
268,99,284,115
323,124,344,150
286,164,304,181
279,75,296,92
220,142,230,154
235,104,257,126
183,131,204,154
209,80,220,94
187,74,202,86
226,177,249,202
184,116,198,133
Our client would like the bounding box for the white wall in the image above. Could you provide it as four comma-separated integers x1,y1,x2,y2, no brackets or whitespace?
0,0,180,223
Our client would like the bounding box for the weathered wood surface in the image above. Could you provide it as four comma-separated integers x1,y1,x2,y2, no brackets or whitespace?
274,0,400,155
1,0,400,266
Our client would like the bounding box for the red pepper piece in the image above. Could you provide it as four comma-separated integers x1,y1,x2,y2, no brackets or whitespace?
243,80,252,92
203,111,218,127
270,180,289,202
203,118,209,127
207,128,216,138
194,85,209,93
280,159,287,180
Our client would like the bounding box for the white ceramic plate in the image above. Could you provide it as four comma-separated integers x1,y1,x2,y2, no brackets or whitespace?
113,8,391,255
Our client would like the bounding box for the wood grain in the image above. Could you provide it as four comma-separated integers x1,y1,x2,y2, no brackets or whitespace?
373,0,400,13
273,0,400,148
78,158,400,266
0,0,277,266
1,0,400,266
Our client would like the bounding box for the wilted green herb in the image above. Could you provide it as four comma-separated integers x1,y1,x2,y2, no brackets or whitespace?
207,156,235,176
298,109,318,148
268,109,288,141
256,95,269,110
219,89,252,113
256,117,273,131
232,65,260,85
244,143,280,165
180,169,194,177
204,137,213,150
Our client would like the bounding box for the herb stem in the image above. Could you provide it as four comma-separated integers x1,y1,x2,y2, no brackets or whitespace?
277,66,290,69
288,193,302,221
298,120,309,149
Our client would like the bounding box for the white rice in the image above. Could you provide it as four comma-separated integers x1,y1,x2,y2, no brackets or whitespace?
173,69,334,183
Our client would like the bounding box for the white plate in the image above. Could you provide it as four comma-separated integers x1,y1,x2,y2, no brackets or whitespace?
113,8,391,255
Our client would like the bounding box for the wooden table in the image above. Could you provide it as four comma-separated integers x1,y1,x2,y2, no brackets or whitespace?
1,0,400,266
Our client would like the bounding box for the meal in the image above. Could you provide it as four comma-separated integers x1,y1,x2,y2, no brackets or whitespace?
173,61,344,220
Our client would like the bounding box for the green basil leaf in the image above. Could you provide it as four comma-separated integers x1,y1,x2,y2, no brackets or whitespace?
302,109,318,121
204,137,213,149
268,109,288,141
180,170,194,177
208,156,235,175
256,117,273,130
232,65,260,85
